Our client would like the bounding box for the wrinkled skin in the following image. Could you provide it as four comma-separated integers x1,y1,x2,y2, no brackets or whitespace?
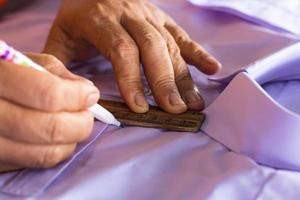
44,0,221,114
0,53,99,171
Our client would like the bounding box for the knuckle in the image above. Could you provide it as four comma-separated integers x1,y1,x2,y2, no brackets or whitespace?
174,32,187,44
169,42,181,56
173,26,189,42
45,114,65,144
169,40,181,54
118,77,142,90
109,38,138,59
89,6,112,24
85,111,94,127
81,112,94,140
122,1,134,9
169,46,183,65
35,147,65,168
74,111,94,142
153,75,175,90
40,80,62,111
141,33,165,49
176,32,188,42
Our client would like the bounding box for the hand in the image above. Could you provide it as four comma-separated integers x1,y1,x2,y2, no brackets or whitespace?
44,0,221,114
0,53,100,171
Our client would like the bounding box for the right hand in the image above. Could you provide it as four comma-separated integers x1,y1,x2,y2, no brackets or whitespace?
0,53,100,172
44,0,222,114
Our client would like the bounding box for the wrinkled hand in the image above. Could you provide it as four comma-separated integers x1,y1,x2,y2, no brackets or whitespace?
44,0,221,114
0,53,99,172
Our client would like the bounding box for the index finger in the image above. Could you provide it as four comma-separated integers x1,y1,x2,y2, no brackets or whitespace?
0,61,100,112
25,53,94,85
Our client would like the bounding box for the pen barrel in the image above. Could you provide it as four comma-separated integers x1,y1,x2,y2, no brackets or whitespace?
0,40,46,71
0,40,120,126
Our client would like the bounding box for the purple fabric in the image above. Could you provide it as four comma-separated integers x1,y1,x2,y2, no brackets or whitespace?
188,0,300,36
1,0,300,199
0,123,109,196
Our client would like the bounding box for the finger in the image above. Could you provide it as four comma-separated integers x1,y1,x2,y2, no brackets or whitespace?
121,14,187,113
165,19,221,75
83,17,149,113
0,98,93,144
0,163,22,173
0,136,76,168
148,20,204,110
25,52,94,85
0,61,100,112
43,19,76,65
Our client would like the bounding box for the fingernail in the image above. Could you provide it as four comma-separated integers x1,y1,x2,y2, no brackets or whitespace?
184,90,204,110
135,93,148,107
206,57,222,70
206,57,217,66
185,90,201,103
86,92,100,107
169,92,186,106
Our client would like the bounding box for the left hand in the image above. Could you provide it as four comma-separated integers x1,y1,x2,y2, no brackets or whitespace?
44,0,221,114
0,53,99,172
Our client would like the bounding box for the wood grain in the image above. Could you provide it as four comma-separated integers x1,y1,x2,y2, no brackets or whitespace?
99,100,205,132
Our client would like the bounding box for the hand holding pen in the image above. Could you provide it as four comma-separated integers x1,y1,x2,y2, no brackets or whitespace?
0,41,119,170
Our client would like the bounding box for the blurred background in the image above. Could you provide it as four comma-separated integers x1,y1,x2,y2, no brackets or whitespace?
0,0,36,18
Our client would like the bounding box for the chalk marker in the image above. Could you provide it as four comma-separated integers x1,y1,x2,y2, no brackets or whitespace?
0,40,121,127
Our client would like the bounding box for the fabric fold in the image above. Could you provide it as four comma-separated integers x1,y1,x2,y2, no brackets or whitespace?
0,122,109,197
203,43,300,171
189,0,300,37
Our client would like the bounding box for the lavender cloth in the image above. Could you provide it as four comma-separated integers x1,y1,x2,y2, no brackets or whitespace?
189,0,300,36
0,0,300,199
0,123,109,197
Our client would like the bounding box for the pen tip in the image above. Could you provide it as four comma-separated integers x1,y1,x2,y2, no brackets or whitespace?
112,120,121,127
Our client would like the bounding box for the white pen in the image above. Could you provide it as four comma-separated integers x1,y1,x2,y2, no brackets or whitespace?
0,40,121,127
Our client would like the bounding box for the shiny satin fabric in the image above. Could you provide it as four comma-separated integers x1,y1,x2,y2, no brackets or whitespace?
189,0,300,36
0,0,300,199
0,124,109,197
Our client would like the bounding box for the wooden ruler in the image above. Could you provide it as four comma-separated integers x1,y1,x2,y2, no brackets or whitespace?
99,100,205,132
